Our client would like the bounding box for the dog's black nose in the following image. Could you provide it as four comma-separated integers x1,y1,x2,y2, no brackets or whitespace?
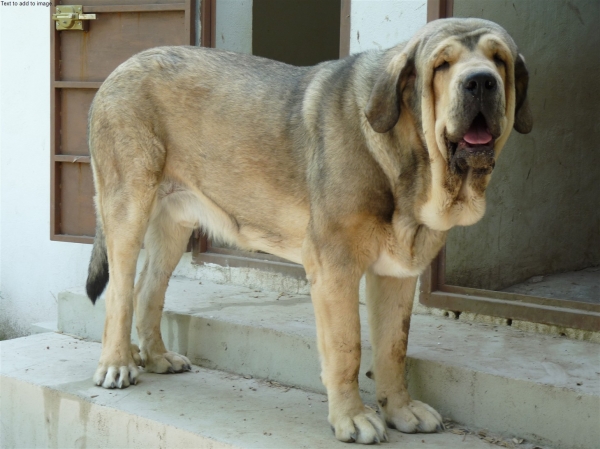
464,72,497,97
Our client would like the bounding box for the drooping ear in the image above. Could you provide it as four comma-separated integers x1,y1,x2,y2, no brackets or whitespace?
365,52,415,133
513,53,533,134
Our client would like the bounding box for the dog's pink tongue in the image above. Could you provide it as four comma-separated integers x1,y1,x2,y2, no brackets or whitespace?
463,119,492,145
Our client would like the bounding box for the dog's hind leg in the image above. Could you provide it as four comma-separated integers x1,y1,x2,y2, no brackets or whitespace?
92,182,159,389
133,203,193,374
90,120,165,388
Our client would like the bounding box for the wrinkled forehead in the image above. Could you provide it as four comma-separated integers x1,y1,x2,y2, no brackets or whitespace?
413,18,518,63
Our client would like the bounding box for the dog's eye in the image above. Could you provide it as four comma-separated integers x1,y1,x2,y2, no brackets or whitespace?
435,61,449,71
493,55,505,66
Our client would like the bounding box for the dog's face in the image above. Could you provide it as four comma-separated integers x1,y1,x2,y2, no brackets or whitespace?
366,19,532,226
426,22,532,178
432,33,511,175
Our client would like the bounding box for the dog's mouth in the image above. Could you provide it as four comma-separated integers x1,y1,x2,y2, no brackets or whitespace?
447,114,496,175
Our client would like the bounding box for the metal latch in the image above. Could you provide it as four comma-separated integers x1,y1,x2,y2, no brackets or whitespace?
52,5,96,31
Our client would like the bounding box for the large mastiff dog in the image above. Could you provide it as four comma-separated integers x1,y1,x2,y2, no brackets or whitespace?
86,18,531,444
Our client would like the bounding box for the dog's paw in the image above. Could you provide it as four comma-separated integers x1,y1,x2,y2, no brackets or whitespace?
130,343,143,366
383,400,444,433
142,350,192,374
330,406,388,444
93,362,140,389
93,344,143,388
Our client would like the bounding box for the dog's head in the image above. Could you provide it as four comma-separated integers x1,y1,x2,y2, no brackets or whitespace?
365,18,532,227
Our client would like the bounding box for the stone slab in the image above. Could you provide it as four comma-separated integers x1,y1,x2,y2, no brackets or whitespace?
3,333,503,449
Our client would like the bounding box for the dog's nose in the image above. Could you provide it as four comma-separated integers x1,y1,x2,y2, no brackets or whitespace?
464,72,497,98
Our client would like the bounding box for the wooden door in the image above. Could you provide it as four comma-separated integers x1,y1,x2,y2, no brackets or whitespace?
50,0,198,243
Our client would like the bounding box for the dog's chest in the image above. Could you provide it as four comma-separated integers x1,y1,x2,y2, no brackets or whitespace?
370,249,423,278
369,219,445,279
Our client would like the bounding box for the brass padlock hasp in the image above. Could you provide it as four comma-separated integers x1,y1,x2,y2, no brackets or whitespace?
52,5,96,31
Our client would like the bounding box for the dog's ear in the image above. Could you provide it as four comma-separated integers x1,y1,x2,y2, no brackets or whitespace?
513,53,533,134
365,51,415,133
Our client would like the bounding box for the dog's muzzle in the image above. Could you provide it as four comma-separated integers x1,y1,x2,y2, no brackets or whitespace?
448,71,503,175
450,114,496,175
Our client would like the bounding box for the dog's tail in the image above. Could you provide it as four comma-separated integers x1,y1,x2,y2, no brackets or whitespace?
86,219,109,304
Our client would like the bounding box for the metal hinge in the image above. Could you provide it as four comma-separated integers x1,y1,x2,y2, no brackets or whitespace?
52,5,96,31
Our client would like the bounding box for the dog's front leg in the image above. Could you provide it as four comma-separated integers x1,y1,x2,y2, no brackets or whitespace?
306,248,388,444
365,272,444,433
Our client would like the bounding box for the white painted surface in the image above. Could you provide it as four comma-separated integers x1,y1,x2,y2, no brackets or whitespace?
215,0,252,54
350,0,427,53
0,6,92,338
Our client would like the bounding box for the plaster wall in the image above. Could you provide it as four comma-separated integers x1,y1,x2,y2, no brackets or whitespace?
446,0,600,290
213,0,429,58
215,0,252,54
0,5,92,339
350,0,427,54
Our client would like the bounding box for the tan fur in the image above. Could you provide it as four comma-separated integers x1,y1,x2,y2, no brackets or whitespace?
87,18,531,444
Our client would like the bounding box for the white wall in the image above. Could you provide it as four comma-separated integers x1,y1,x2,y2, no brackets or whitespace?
213,0,428,56
0,5,92,339
215,0,252,54
350,0,427,53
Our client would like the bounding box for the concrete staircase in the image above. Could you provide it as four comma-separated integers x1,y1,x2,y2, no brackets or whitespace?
2,276,599,448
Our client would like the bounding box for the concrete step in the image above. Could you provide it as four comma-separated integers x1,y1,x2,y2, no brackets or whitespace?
2,333,516,449
56,277,599,449
30,321,59,335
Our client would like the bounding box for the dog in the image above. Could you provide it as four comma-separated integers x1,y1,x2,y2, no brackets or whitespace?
86,17,532,444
